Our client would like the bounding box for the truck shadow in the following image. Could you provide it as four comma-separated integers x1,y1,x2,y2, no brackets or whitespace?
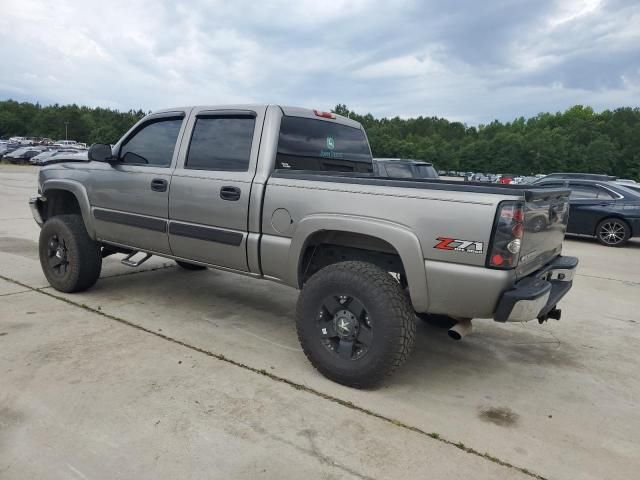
89,259,582,390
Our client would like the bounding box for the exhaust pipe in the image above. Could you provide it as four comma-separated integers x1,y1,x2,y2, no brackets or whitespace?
448,318,472,341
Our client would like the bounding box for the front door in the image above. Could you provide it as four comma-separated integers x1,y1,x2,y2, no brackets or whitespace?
89,113,188,254
168,107,265,271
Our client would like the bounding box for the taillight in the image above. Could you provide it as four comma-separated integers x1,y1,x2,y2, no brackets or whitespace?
314,109,336,119
488,201,524,269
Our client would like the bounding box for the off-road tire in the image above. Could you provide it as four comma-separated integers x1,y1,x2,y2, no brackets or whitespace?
296,261,416,388
596,217,631,247
416,313,458,329
39,214,102,293
175,260,207,270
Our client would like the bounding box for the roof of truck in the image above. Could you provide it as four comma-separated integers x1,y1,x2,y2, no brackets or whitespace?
147,105,362,129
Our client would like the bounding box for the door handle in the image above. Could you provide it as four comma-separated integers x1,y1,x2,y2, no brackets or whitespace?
220,186,241,201
150,178,168,192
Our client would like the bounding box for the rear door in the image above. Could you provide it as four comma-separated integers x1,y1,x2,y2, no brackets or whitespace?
566,182,617,235
168,107,266,271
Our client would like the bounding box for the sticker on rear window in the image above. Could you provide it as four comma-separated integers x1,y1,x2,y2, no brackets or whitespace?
326,136,335,150
434,237,484,254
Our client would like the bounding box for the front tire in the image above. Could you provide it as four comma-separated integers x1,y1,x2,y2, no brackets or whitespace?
596,218,630,247
39,215,102,292
296,261,416,388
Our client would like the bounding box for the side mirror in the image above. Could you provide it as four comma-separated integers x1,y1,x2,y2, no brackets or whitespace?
88,143,115,163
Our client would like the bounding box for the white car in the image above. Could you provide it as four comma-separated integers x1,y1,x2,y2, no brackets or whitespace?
9,136,32,145
53,140,78,147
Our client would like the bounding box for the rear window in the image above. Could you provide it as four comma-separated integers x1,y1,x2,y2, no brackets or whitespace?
186,115,255,171
414,164,438,178
383,163,414,178
276,116,372,173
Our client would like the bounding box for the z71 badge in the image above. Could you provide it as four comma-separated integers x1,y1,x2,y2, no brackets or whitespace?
434,237,484,254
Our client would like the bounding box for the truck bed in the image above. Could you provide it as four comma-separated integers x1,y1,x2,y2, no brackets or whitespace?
270,170,568,200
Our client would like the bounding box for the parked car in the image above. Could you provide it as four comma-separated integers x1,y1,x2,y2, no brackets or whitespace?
30,149,83,165
0,142,22,157
518,176,538,185
9,136,32,145
617,182,640,194
534,178,640,246
29,105,577,387
373,158,439,179
53,140,78,147
499,175,513,184
538,173,617,182
4,146,46,163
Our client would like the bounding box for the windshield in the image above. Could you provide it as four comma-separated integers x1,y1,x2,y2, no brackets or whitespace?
276,116,372,173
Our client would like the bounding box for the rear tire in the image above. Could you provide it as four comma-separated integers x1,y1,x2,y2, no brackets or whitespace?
596,218,630,247
39,215,102,293
296,261,416,388
175,260,207,270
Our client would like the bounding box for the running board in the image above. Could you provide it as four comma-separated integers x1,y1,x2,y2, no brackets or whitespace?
121,252,152,267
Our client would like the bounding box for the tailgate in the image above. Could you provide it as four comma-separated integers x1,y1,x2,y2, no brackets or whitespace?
515,188,571,278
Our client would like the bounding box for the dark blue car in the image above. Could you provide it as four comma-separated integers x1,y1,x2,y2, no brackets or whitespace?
533,178,640,247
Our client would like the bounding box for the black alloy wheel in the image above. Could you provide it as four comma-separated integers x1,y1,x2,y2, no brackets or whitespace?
45,233,70,278
596,218,630,247
317,294,373,361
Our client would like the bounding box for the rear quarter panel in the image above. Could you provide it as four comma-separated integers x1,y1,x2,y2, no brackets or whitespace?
262,177,512,267
260,177,519,315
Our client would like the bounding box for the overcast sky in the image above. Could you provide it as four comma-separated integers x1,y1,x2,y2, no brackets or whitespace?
0,0,638,124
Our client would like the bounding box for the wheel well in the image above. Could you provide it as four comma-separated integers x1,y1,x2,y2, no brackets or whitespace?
42,189,82,222
298,231,406,286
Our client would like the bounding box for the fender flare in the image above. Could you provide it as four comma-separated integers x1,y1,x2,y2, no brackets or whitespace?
288,214,429,312
42,179,96,239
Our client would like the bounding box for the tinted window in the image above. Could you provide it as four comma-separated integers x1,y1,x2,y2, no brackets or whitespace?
596,188,615,199
383,163,414,178
414,164,438,178
119,118,182,167
277,116,372,173
569,185,606,199
186,116,256,171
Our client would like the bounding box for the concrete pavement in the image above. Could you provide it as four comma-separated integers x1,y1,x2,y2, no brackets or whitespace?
1,165,639,479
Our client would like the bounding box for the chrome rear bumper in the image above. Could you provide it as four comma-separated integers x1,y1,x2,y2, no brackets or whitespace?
494,255,578,322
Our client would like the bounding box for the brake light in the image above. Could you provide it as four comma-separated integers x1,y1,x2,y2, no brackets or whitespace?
488,201,525,269
314,109,336,119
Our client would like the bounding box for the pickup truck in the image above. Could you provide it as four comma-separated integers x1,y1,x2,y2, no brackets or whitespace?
29,105,578,388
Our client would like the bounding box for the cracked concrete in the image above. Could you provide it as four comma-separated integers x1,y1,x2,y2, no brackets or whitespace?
1,165,639,479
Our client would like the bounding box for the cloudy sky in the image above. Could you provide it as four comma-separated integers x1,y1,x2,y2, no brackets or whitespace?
0,0,638,124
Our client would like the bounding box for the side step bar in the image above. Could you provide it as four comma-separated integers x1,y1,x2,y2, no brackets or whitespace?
121,252,152,268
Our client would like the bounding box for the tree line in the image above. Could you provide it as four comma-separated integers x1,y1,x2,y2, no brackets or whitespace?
1,99,638,179
0,100,146,146
334,104,640,179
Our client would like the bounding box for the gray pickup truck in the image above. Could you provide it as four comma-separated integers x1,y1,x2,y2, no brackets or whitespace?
29,105,578,387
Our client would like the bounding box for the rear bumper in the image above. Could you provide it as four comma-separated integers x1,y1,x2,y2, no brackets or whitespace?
494,255,578,322
628,217,640,237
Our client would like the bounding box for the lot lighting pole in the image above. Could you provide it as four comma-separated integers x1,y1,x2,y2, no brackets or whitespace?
65,122,69,140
